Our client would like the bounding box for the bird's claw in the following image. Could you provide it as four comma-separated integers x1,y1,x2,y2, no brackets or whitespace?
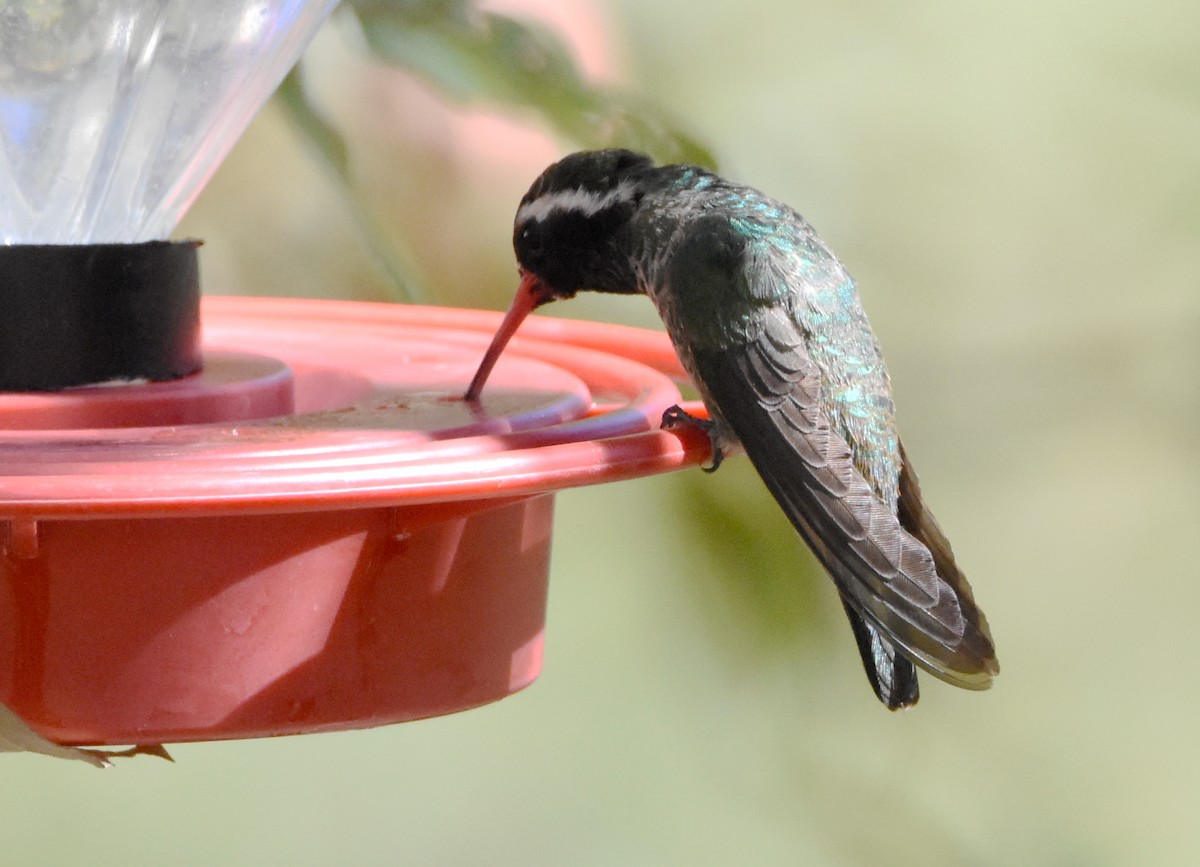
661,405,724,472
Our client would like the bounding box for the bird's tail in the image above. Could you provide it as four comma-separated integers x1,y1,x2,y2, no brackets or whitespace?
841,599,920,710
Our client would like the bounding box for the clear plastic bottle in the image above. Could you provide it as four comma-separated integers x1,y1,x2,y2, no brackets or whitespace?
0,0,337,244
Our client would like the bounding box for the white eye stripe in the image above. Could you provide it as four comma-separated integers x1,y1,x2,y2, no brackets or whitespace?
516,180,637,225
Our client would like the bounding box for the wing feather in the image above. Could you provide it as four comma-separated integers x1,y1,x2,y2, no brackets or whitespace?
691,326,998,689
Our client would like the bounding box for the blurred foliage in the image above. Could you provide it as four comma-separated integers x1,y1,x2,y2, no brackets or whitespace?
276,68,429,302
275,0,713,302
349,0,713,164
672,460,836,663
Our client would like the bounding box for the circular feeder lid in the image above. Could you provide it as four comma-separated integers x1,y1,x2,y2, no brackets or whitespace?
0,297,710,747
0,296,711,515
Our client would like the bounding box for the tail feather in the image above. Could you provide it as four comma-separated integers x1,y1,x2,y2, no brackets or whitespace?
842,599,920,709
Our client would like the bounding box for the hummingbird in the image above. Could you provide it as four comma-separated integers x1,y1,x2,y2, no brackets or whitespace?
465,149,998,709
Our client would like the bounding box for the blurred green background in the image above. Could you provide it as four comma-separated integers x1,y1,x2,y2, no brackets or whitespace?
5,0,1199,863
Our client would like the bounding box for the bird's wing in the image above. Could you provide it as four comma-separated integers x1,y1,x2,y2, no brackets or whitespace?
661,214,998,690
689,306,998,688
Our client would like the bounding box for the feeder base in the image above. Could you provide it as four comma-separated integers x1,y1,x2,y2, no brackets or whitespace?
1,496,552,745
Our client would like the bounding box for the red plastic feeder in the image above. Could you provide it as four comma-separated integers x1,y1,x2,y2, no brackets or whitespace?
0,296,709,745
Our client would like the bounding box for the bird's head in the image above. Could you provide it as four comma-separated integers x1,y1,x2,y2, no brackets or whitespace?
466,149,657,400
512,148,654,302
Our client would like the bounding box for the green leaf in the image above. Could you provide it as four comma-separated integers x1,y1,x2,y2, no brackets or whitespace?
276,63,428,302
347,0,715,166
276,68,350,182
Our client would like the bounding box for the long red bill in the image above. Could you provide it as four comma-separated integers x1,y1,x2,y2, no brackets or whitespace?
464,273,547,401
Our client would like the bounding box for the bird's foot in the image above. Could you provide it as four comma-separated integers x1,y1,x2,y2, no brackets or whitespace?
661,405,724,473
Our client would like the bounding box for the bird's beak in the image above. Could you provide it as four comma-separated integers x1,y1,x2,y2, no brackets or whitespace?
464,272,551,401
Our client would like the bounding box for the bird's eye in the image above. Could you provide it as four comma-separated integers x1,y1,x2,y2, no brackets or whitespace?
517,220,545,260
